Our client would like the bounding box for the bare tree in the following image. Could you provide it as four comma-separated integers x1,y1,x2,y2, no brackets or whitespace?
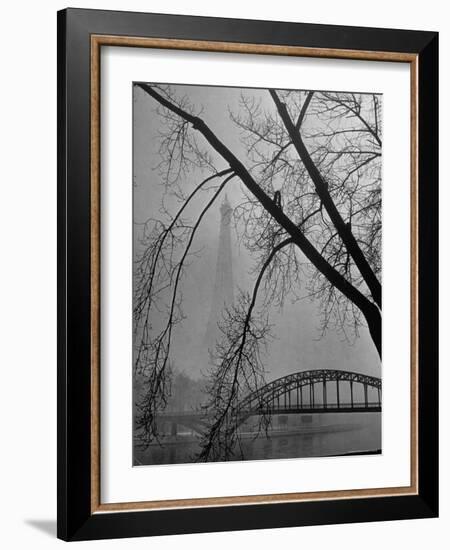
133,83,382,459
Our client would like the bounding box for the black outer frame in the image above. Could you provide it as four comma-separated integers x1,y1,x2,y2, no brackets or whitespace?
57,8,438,541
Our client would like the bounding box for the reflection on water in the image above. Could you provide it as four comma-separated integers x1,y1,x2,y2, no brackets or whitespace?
134,412,381,466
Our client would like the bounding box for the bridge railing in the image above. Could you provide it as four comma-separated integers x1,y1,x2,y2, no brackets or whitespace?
238,402,382,413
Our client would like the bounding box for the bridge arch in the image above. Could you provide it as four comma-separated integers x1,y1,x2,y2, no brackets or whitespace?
236,369,381,416
158,369,382,436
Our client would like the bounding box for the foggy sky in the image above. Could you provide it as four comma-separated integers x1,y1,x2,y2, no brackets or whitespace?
133,83,381,383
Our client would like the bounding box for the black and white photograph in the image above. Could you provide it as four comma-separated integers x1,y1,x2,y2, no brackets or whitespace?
133,83,383,466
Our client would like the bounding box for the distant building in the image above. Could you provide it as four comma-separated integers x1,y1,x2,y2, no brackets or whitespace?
203,195,234,352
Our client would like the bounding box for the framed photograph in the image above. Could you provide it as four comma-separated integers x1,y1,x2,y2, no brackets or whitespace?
57,8,438,541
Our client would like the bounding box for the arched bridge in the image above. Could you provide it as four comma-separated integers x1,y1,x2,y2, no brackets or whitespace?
158,369,381,435
237,369,381,415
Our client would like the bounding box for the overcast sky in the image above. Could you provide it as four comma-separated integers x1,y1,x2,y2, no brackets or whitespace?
133,83,381,383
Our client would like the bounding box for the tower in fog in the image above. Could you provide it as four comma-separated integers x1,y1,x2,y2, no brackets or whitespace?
204,195,234,350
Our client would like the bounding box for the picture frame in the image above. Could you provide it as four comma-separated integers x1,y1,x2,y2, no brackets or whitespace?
57,7,438,541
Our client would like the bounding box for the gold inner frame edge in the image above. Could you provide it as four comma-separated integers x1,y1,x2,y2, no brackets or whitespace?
90,34,419,514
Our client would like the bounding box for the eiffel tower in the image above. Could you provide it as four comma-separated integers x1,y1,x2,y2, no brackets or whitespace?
204,195,234,350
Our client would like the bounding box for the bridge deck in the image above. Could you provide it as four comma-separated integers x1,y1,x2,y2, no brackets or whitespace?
159,403,381,422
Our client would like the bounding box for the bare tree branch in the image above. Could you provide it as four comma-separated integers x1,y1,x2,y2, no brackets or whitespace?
137,84,381,355
270,89,381,309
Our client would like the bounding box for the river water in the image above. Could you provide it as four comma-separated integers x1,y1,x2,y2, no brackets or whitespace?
134,412,381,466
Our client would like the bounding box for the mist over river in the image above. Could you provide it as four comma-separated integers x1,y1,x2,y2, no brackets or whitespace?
134,412,381,466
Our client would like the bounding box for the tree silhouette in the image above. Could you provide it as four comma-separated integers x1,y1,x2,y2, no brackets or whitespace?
133,83,382,459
